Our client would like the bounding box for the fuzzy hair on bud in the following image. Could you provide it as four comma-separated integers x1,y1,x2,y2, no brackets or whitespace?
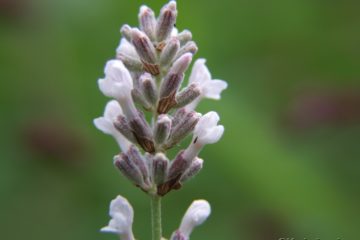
156,1,178,42
127,145,150,185
114,153,145,188
160,37,180,66
151,153,169,185
131,88,152,110
139,5,157,41
129,111,155,153
165,110,201,149
120,24,133,42
157,53,193,113
180,157,203,183
175,83,201,108
131,28,157,64
174,41,198,61
113,114,137,143
177,30,192,45
154,114,172,145
140,73,158,106
167,151,192,182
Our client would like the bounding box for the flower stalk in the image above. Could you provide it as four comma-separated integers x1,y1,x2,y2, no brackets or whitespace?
151,194,162,240
94,1,227,239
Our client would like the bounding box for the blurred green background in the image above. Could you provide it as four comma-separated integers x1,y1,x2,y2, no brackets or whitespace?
1,0,359,239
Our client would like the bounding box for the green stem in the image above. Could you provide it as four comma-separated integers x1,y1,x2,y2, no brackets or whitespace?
150,194,162,240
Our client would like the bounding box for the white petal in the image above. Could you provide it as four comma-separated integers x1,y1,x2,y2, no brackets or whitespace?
194,112,224,145
101,224,119,234
94,117,114,135
116,38,138,59
101,195,134,236
171,27,179,37
179,200,211,238
99,60,133,100
109,195,134,221
194,111,219,137
94,101,131,151
189,59,211,84
199,125,224,145
202,79,228,100
105,60,133,88
104,100,123,119
94,100,122,135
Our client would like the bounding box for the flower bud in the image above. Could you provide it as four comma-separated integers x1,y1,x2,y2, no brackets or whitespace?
114,153,144,187
113,114,137,143
169,52,193,76
171,108,187,128
160,37,180,66
158,53,193,113
180,157,203,183
131,28,157,64
151,153,169,185
156,1,177,42
175,83,201,108
129,111,155,153
131,88,152,110
117,54,143,72
139,5,156,40
174,41,198,61
154,114,172,145
167,151,192,182
157,73,182,114
177,30,192,45
165,111,201,149
140,73,158,105
127,145,150,185
120,24,132,42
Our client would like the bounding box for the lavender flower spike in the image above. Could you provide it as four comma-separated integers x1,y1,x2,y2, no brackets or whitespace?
93,100,131,152
186,59,228,110
94,1,227,239
101,195,135,240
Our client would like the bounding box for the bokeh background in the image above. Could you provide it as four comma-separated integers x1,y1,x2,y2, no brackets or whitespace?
1,0,359,239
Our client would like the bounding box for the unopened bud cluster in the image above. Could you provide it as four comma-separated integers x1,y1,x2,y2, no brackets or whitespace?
94,1,227,239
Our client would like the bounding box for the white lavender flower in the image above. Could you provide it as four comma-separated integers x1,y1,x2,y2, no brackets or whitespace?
186,59,228,110
98,59,139,119
98,60,133,100
93,100,131,152
183,111,224,161
101,195,135,240
171,200,211,240
116,38,138,60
